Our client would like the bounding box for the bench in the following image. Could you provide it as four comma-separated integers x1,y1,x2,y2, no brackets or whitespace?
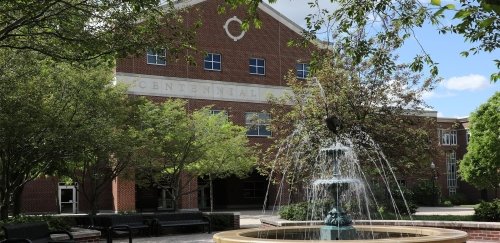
92,215,152,243
153,211,211,235
2,222,74,243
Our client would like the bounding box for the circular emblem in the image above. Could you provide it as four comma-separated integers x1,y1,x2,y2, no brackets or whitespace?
223,16,246,41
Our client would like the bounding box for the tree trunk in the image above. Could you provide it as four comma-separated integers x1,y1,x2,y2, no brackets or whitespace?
12,185,24,216
0,193,10,220
209,174,214,212
0,204,9,220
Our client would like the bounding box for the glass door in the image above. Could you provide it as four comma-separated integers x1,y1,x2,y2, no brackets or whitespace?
58,184,78,213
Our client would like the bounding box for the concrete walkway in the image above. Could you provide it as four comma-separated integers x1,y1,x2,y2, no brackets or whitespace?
110,207,496,243
415,206,475,216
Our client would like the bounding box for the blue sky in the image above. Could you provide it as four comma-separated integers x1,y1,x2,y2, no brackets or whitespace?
267,0,500,118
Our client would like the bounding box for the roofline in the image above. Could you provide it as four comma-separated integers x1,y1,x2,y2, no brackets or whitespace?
437,117,469,123
172,0,305,36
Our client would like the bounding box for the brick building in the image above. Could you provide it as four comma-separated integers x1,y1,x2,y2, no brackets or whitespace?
19,0,494,214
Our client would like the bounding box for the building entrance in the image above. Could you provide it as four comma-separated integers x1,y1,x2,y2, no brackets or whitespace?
58,183,78,213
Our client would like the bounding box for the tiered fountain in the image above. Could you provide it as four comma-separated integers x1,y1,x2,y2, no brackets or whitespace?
214,116,468,243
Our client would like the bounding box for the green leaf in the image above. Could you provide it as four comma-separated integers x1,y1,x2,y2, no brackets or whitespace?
479,17,495,28
453,9,471,19
431,0,441,6
444,4,455,10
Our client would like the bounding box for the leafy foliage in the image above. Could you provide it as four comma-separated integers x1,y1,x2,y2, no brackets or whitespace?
279,200,334,221
262,51,439,204
0,0,198,63
229,0,499,81
474,199,500,222
459,92,500,190
0,215,73,239
412,180,441,206
135,101,255,210
0,49,132,218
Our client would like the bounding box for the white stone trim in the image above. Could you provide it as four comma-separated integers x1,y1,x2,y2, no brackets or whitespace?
116,73,290,104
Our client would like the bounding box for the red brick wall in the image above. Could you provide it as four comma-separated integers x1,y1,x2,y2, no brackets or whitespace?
451,228,499,241
21,177,59,213
112,174,136,212
179,172,198,209
116,0,313,87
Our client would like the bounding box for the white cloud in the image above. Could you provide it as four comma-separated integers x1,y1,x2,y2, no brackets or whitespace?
421,90,456,99
442,74,489,91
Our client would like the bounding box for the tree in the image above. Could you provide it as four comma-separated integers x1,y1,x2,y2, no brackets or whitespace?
261,51,440,205
60,83,144,216
0,49,131,219
135,100,206,211
189,110,256,212
0,1,198,62
135,101,256,211
226,0,499,81
460,92,500,192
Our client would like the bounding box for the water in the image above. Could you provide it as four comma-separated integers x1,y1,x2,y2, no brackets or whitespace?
259,78,415,240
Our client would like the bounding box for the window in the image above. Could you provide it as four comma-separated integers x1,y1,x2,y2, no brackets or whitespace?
245,112,271,137
439,129,457,145
204,53,221,71
210,109,228,120
466,129,470,144
242,181,267,199
249,58,265,75
147,49,166,65
296,63,309,79
446,151,457,194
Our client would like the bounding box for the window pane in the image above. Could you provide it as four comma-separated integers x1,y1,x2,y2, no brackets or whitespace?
157,58,166,65
247,126,259,136
213,54,221,62
245,113,256,124
257,59,265,66
204,54,212,61
259,125,271,136
249,59,256,66
250,66,257,74
213,62,221,70
147,55,157,64
259,112,270,121
296,64,303,70
204,61,212,69
257,67,264,74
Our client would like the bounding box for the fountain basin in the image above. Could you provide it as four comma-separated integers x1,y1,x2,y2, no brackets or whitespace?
213,225,467,243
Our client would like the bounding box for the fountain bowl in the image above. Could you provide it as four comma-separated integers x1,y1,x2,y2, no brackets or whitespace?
213,225,467,243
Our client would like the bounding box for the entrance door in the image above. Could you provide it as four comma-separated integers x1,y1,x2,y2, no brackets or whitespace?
58,184,78,213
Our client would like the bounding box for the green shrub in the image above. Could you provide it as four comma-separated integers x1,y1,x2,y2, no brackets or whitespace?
279,200,334,221
474,199,500,222
205,213,237,231
442,200,453,207
372,183,418,215
0,215,72,239
412,180,440,206
444,193,468,205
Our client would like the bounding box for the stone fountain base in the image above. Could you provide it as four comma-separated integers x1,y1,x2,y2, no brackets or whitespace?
213,225,468,243
320,225,356,240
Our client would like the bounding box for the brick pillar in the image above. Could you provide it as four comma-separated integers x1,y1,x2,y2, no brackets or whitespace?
112,174,136,213
179,172,198,210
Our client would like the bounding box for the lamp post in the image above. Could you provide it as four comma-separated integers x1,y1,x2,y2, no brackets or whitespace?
430,161,437,206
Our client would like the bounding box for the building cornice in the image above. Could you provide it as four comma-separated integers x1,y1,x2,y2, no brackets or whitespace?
115,72,291,104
